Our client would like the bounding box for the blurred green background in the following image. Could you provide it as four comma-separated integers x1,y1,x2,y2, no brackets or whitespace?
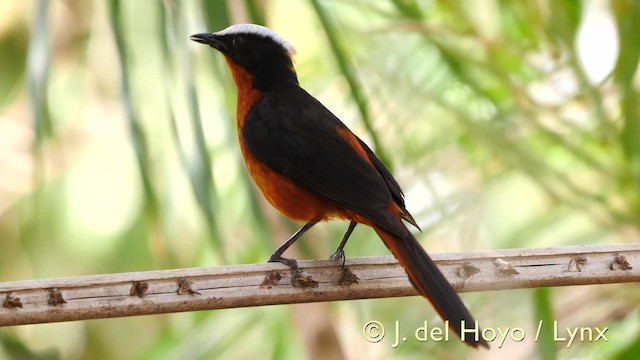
1,0,639,359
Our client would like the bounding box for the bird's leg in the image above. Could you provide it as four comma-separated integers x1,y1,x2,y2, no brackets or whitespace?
330,221,357,267
269,219,319,269
269,220,320,287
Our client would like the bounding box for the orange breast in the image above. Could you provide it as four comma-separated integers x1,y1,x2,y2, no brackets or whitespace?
226,57,343,222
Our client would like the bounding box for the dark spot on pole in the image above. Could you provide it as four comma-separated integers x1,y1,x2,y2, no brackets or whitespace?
291,269,319,288
610,254,632,270
3,292,23,308
260,271,282,288
47,288,67,306
338,266,359,285
177,278,201,295
494,258,519,276
567,256,587,272
457,262,480,279
130,281,149,298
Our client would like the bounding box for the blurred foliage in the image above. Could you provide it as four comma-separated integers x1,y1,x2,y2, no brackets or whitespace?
0,0,638,359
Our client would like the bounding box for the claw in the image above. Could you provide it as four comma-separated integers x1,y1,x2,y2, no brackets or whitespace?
329,248,346,268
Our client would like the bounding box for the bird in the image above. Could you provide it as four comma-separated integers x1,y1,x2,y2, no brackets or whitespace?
190,23,488,349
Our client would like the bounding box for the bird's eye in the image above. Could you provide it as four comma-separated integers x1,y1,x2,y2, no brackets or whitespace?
231,37,245,48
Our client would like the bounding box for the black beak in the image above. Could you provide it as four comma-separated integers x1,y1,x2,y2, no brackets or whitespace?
190,33,226,51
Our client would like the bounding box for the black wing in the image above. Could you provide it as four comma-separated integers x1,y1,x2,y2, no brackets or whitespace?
242,86,404,235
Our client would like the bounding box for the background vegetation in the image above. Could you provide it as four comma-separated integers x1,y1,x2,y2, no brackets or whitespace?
1,0,639,359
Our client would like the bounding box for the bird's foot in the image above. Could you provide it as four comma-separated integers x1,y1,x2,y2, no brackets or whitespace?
329,248,346,268
268,255,318,288
329,249,357,285
268,254,298,269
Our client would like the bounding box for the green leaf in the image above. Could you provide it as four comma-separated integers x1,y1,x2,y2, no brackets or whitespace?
533,288,557,360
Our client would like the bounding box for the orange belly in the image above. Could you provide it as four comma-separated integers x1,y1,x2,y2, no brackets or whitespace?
238,138,340,222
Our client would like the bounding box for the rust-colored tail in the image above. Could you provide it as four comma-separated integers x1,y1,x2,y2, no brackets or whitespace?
373,224,489,349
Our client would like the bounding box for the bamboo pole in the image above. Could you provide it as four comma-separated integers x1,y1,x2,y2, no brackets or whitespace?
1,244,638,327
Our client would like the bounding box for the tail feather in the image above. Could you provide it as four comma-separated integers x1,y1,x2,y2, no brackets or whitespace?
374,225,489,349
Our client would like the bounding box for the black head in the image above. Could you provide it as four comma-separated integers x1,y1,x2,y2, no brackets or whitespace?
190,24,298,91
